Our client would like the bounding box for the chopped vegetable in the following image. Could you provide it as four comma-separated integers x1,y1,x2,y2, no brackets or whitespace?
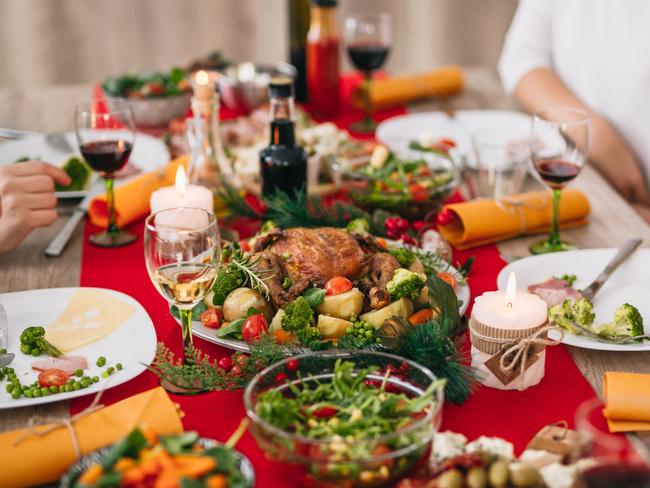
19,326,61,357
260,220,279,234
325,276,353,296
200,307,224,329
436,271,457,289
38,369,70,387
548,298,595,335
591,303,644,338
386,268,426,301
241,314,269,343
303,287,326,308
389,247,416,268
281,296,315,331
345,218,370,236
55,157,91,192
102,67,190,98
409,308,436,325
212,268,246,306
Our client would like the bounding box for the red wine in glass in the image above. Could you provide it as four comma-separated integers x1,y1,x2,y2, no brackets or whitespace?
535,158,580,189
347,42,390,72
80,140,133,175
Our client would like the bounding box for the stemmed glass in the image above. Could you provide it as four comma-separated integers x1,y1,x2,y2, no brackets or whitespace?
144,208,220,394
344,13,392,133
74,100,137,247
529,107,590,254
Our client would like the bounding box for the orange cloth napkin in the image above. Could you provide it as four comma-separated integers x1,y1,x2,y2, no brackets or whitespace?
351,66,464,109
1,387,183,487
603,372,650,432
88,156,188,228
437,189,590,250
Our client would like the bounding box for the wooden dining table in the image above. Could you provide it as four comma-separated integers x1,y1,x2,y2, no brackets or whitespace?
1,66,649,458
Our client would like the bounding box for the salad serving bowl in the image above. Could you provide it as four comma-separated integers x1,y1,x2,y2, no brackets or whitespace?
244,350,445,487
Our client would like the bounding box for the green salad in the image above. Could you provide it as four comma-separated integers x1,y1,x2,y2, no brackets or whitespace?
103,67,190,99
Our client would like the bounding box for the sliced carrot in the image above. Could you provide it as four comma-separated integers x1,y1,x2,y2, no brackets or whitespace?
78,463,103,485
376,238,388,250
273,328,294,344
114,458,136,472
436,271,457,289
206,474,228,488
409,308,435,325
121,467,146,486
175,455,216,477
153,473,180,488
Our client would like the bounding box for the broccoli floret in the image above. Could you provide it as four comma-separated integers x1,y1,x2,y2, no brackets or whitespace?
212,268,246,306
260,220,279,234
56,157,91,191
386,268,425,301
346,218,370,236
388,248,416,268
19,326,61,357
548,298,594,334
592,303,644,338
281,296,315,331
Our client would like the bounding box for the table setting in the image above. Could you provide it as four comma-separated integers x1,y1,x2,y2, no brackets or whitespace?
1,3,650,487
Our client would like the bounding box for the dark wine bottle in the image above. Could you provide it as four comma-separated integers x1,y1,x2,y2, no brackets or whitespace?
259,78,308,197
288,0,309,102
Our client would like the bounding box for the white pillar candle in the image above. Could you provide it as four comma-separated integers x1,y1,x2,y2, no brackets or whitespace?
470,273,549,390
192,70,216,101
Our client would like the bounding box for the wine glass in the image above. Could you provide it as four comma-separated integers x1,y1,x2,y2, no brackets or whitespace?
74,100,137,247
144,207,220,394
529,107,590,254
345,13,392,133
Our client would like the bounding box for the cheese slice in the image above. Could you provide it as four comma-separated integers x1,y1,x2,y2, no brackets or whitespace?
45,289,135,351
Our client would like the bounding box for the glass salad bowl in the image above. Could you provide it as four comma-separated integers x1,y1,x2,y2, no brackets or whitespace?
244,350,445,487
330,149,459,220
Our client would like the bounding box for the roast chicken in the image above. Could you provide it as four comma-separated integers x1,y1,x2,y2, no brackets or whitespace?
251,227,400,308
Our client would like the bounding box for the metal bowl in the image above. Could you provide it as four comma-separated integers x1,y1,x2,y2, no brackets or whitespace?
103,91,192,128
217,62,296,113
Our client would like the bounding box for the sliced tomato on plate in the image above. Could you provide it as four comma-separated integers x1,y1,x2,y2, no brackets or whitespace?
242,314,269,343
38,369,70,387
200,307,223,329
436,271,457,289
325,276,353,295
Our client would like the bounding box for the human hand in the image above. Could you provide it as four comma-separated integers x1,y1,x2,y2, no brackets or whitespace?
0,161,70,254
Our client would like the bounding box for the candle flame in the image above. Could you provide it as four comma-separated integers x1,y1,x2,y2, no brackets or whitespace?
505,272,517,309
195,70,209,85
175,165,187,194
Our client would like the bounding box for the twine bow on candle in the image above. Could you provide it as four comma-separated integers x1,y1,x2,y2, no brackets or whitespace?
11,388,106,458
496,195,549,236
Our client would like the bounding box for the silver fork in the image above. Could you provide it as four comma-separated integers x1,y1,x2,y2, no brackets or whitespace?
571,321,650,344
45,133,74,153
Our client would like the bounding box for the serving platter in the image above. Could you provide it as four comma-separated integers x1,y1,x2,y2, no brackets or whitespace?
497,248,650,352
184,262,471,352
0,287,157,408
0,132,170,198
376,109,531,167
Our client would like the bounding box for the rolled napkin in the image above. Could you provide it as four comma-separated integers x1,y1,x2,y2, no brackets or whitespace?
88,156,188,228
351,65,463,109
603,371,650,432
437,189,590,250
1,387,183,487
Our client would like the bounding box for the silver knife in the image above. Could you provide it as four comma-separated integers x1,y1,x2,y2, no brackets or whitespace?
579,238,643,301
44,183,103,257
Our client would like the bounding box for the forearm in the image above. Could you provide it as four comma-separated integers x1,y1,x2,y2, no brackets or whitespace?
513,68,650,205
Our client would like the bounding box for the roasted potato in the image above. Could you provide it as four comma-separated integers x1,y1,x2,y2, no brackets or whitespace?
360,298,414,328
317,315,353,338
316,288,364,320
223,287,273,322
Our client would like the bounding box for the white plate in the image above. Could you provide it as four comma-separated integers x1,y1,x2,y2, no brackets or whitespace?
183,262,470,352
0,287,157,408
496,249,650,351
376,110,531,167
0,132,170,198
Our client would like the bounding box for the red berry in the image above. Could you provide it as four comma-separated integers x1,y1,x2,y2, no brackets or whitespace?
286,358,299,373
275,372,288,383
231,365,242,376
217,357,233,372
395,218,409,232
411,220,426,232
236,354,249,367
437,208,455,226
400,233,415,245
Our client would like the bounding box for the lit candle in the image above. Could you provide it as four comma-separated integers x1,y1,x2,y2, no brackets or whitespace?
192,70,216,101
149,165,214,218
469,272,549,390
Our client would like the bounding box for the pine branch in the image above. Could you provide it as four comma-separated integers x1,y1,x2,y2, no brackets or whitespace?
215,183,263,220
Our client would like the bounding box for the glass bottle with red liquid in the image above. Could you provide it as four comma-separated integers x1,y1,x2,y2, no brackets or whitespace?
307,0,340,118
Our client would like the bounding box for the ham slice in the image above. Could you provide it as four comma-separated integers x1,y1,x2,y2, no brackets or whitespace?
528,278,582,307
32,355,88,375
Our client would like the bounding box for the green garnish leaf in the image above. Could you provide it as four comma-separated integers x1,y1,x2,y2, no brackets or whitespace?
303,287,326,308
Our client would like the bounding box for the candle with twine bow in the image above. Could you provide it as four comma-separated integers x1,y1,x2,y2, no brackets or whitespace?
469,272,563,390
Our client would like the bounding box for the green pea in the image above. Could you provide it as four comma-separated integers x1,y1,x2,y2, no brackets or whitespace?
106,367,115,375
73,383,81,391
116,363,123,371
365,331,373,338
92,376,99,383
24,390,33,398
375,338,382,344
5,367,14,374
49,385,59,393
40,387,49,396
11,389,21,399
101,371,109,379
74,369,83,377
64,384,73,392
5,384,12,393
96,356,106,367
0,373,4,381
32,388,41,397
80,379,91,388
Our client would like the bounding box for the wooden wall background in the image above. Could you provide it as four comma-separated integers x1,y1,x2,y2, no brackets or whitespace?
0,0,517,87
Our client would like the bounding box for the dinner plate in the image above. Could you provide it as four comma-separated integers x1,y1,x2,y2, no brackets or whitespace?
184,263,471,352
0,132,170,198
496,249,650,351
376,110,531,167
0,287,157,408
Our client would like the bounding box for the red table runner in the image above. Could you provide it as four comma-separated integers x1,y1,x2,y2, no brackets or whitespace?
74,75,601,485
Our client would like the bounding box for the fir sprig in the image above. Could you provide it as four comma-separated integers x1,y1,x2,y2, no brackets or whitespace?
215,184,262,219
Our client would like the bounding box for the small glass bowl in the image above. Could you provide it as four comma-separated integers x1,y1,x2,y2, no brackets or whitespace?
244,350,444,487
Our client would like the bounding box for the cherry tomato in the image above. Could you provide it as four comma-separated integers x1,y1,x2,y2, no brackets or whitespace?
241,314,269,343
217,357,233,372
325,276,353,296
143,82,164,96
436,207,455,226
286,358,299,372
311,406,338,418
38,369,70,387
238,240,251,253
411,220,426,232
436,271,457,289
275,372,288,383
409,183,429,202
200,307,223,329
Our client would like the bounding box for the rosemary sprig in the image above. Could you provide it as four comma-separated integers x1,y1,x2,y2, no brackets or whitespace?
227,248,274,297
409,245,467,286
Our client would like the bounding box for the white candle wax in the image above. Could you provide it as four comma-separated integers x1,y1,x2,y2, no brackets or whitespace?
149,184,213,215
472,290,547,330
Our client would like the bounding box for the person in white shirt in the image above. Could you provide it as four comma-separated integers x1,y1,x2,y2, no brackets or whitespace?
498,0,650,222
